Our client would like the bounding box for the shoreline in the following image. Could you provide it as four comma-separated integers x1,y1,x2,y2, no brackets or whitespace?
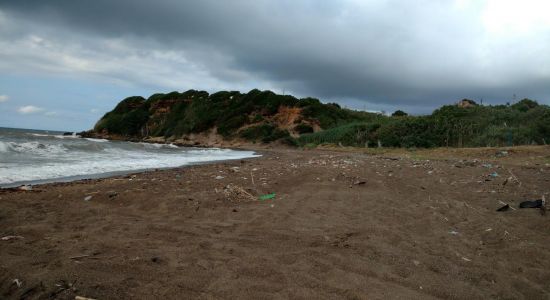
0,148,265,190
1,131,266,189
1,146,549,298
79,130,264,149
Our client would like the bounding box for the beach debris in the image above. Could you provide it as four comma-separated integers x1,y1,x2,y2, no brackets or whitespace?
482,163,493,168
223,184,256,203
448,230,459,235
70,254,91,260
353,180,366,186
151,256,160,263
462,257,472,262
504,169,522,186
498,200,516,210
259,193,276,201
18,185,32,191
12,279,22,288
52,280,76,296
230,167,240,173
496,204,510,212
107,191,118,198
485,228,493,232
75,296,97,300
490,172,499,178
215,175,224,180
412,260,420,266
1,235,24,241
496,150,509,157
519,199,543,208
84,195,92,201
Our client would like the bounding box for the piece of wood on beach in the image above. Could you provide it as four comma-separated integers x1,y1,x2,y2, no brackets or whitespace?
69,254,91,260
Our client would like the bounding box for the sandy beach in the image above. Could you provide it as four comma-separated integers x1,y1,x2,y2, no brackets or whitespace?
1,146,550,299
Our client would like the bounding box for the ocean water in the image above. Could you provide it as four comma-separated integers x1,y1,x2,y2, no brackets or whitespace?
0,127,259,187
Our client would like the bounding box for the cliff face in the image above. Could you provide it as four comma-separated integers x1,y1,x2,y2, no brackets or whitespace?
85,89,368,146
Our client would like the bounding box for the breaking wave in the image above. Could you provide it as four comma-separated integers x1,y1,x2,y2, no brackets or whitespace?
0,141,67,155
0,128,259,186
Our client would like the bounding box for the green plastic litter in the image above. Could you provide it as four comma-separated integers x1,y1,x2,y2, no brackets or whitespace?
259,193,276,200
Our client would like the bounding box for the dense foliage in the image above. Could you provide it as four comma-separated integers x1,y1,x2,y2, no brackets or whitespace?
298,99,550,147
94,89,373,140
94,91,550,148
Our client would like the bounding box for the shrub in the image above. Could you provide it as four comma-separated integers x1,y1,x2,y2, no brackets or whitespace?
295,123,314,134
240,124,290,143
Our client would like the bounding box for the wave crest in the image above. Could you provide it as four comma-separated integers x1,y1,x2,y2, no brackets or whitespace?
0,141,67,155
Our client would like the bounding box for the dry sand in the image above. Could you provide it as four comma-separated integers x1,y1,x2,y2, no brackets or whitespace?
1,146,550,299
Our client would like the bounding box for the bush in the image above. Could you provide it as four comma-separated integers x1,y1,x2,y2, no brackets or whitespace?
392,110,408,117
295,123,314,134
240,124,290,143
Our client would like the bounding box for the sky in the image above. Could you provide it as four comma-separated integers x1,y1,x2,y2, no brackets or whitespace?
0,0,549,131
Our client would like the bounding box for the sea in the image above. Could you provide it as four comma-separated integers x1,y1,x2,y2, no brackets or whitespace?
0,127,259,188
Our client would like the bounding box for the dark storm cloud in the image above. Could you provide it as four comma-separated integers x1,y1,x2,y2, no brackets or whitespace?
1,0,549,112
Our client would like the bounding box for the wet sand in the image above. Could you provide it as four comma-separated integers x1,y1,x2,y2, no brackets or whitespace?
1,146,550,299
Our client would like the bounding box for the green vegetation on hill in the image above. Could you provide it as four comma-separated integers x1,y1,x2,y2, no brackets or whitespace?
93,89,373,141
297,99,550,147
93,91,550,148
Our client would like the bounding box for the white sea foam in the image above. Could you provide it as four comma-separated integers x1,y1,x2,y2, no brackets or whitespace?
0,130,260,186
85,138,109,143
0,141,10,153
0,148,258,185
53,134,80,139
4,141,67,155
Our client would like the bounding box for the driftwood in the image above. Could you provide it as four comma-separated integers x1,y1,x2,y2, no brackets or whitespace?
69,254,91,260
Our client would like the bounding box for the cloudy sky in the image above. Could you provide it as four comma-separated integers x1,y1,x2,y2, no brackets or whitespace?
0,0,549,131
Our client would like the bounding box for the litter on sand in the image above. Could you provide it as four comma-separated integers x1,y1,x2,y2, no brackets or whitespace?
519,199,543,208
496,204,510,212
75,296,97,300
18,185,32,191
498,200,516,211
12,279,22,288
223,184,256,203
259,193,276,200
1,235,24,241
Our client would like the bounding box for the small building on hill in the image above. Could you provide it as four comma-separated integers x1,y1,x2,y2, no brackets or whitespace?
457,99,478,108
